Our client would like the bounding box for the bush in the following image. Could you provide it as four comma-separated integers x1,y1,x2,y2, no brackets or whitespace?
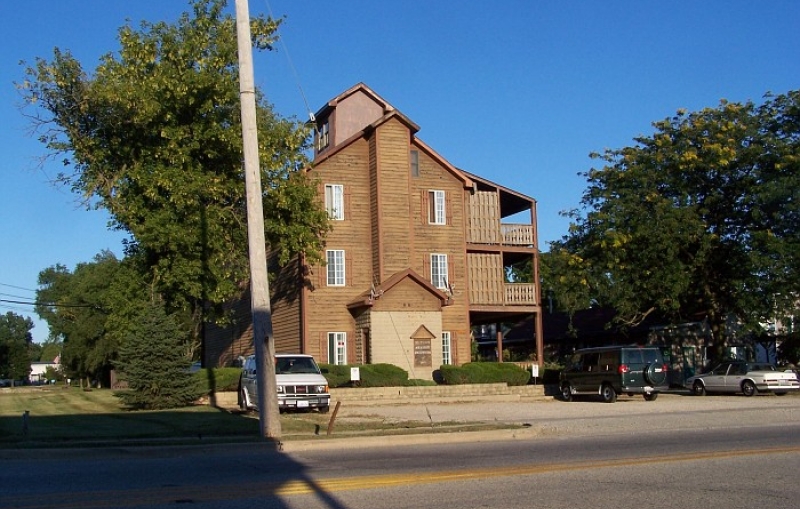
318,363,411,387
439,362,531,386
192,367,241,394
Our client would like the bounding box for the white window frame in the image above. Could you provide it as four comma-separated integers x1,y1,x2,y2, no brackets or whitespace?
328,332,347,365
430,253,448,289
326,250,345,286
428,190,446,225
442,331,452,365
325,184,344,220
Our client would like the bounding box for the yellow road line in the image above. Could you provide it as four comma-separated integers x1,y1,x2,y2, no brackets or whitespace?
4,446,798,508
273,445,800,495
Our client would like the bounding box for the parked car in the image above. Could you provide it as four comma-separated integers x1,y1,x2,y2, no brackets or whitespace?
685,361,800,396
238,354,330,413
559,345,669,403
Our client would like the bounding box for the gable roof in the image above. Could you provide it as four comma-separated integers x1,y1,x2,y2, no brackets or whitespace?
347,268,451,310
311,83,472,190
314,82,394,121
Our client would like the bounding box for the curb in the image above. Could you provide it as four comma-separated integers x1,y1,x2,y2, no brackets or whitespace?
279,424,542,452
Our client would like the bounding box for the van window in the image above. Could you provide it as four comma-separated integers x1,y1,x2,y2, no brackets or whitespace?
642,349,661,363
622,349,643,364
598,351,617,371
582,353,600,372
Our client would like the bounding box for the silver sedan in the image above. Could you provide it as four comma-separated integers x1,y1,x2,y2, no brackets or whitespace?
686,361,800,396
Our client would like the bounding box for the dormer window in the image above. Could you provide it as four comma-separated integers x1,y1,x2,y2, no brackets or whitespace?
317,120,330,151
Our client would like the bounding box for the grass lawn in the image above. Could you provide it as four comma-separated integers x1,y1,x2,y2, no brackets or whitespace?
0,386,474,448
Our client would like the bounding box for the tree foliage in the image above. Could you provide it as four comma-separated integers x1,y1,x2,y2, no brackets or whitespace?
19,0,330,347
115,302,204,410
35,252,129,385
554,90,800,352
0,312,34,382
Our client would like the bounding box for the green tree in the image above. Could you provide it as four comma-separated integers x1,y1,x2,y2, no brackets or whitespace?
19,0,330,350
555,91,800,358
0,312,34,383
35,252,124,386
115,302,203,410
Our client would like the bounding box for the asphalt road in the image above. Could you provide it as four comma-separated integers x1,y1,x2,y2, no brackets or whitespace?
1,393,799,509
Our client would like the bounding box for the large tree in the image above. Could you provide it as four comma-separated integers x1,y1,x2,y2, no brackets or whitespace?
554,90,799,357
35,252,128,386
19,0,330,348
0,312,34,383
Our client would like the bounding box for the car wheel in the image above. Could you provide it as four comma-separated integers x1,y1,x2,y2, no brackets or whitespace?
692,380,706,396
643,392,658,401
601,384,617,403
319,405,330,414
741,380,757,397
775,392,787,396
560,383,573,402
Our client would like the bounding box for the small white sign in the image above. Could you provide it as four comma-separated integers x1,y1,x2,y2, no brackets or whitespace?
350,367,361,381
531,363,539,378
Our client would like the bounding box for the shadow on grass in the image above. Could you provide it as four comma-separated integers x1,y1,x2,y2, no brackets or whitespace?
0,405,262,448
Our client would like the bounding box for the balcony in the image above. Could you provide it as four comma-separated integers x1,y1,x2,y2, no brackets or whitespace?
500,224,534,246
469,282,538,306
505,283,537,305
467,222,534,246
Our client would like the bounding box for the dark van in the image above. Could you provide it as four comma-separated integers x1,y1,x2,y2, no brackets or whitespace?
559,345,668,403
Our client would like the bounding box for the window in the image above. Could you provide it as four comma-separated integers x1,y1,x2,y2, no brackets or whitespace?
318,121,330,151
430,253,448,289
428,190,445,225
326,250,345,286
442,331,452,365
328,332,347,365
410,150,420,177
325,184,344,220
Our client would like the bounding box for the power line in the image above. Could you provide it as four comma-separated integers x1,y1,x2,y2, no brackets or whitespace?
263,0,315,122
0,298,102,310
0,282,37,293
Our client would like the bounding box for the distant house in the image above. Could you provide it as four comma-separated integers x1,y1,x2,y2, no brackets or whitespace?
29,358,60,384
205,83,544,379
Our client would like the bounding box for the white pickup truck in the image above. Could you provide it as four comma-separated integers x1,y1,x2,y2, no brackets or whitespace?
238,354,330,413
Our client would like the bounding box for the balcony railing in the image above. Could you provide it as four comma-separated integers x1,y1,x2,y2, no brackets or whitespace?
505,283,537,305
500,224,534,246
469,283,538,306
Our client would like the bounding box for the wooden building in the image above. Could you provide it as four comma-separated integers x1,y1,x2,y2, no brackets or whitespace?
205,83,543,379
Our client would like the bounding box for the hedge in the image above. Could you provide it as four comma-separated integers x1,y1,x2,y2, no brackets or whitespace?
438,362,531,386
318,363,411,388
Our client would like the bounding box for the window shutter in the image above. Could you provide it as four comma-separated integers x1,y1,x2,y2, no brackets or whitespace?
423,255,431,282
344,186,351,220
346,255,353,286
347,331,356,364
445,192,453,226
420,191,429,224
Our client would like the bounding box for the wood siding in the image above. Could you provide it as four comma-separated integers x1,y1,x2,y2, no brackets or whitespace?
467,191,501,244
375,119,412,277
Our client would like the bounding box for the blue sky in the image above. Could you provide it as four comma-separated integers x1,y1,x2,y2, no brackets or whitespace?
2,0,798,342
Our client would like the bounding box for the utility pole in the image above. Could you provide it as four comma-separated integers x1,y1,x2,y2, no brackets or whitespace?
234,0,281,440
